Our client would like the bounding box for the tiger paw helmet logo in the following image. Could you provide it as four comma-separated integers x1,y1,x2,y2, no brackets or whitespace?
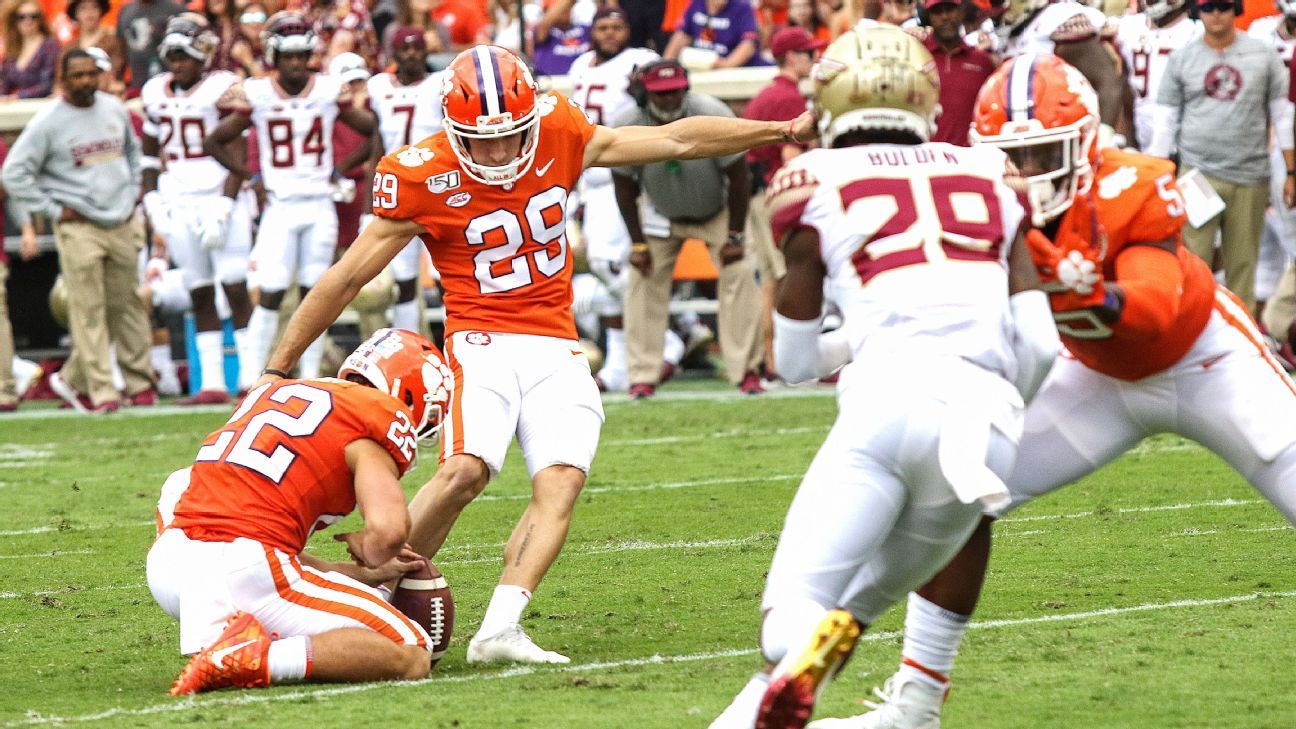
396,146,434,167
536,93,558,117
465,331,492,345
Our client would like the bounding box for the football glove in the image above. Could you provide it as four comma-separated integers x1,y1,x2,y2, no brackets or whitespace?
332,176,357,204
1025,229,1106,311
198,196,235,251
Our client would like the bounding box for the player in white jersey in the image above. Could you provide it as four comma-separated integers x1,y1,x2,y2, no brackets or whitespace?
998,0,1127,137
140,14,257,405
709,27,1058,729
362,27,445,335
1116,0,1202,150
1249,2,1296,318
204,11,375,381
567,5,685,391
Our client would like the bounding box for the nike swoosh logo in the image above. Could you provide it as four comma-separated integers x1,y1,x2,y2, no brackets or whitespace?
210,639,256,669
535,159,555,177
1201,353,1228,369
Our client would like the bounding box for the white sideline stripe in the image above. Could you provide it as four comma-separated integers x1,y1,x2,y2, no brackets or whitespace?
8,589,1296,727
0,520,155,536
0,549,92,560
0,582,145,599
475,474,803,502
0,385,836,422
452,537,761,565
998,498,1265,524
603,426,824,447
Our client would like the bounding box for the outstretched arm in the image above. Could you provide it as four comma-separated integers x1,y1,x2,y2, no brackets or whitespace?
203,113,254,179
583,110,816,170
258,216,425,384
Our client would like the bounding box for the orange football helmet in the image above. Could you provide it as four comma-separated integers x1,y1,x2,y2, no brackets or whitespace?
337,328,452,445
970,53,1100,227
441,45,541,186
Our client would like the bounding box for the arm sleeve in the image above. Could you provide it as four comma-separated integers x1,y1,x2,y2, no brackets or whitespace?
772,312,850,384
1145,103,1181,158
123,107,142,191
1111,244,1185,340
1,123,59,223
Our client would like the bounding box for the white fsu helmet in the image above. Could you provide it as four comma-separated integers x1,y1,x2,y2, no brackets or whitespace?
813,26,941,145
1144,0,1189,21
158,12,218,64
262,11,315,67
338,329,452,445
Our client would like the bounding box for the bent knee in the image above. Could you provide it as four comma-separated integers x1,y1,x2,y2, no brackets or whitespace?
400,645,431,680
438,457,490,501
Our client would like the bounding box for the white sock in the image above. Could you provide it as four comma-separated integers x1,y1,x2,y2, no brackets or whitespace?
233,328,255,391
714,673,771,727
476,584,532,639
245,306,279,378
195,330,227,393
298,335,326,380
600,328,628,391
898,592,968,690
391,299,420,334
150,344,177,383
267,635,312,681
663,328,685,366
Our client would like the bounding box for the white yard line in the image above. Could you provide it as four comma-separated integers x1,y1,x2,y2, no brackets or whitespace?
602,425,825,447
0,583,145,600
452,537,763,565
8,589,1294,727
998,498,1266,524
475,474,803,502
0,549,92,560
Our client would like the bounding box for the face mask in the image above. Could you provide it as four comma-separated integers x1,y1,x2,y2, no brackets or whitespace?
648,98,684,123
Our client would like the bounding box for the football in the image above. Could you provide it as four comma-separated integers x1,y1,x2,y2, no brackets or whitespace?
390,558,455,666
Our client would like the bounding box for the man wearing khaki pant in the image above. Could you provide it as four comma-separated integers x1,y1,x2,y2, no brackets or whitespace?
3,50,154,413
611,60,764,398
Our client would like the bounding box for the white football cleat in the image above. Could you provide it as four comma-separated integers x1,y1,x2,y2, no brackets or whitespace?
466,624,570,665
805,674,945,729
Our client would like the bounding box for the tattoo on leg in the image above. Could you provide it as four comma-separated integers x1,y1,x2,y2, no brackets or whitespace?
514,524,535,567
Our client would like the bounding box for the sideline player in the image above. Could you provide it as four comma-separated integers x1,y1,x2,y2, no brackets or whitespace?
1114,0,1201,151
141,14,257,405
814,53,1296,729
149,328,452,694
1248,3,1296,324
202,11,375,381
709,27,1058,729
363,26,446,335
567,5,682,391
253,44,817,664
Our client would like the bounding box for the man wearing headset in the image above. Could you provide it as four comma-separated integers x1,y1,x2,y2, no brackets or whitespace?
611,60,765,398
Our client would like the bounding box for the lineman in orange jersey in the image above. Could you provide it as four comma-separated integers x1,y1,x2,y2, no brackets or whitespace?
813,54,1296,729
253,45,817,664
148,329,451,695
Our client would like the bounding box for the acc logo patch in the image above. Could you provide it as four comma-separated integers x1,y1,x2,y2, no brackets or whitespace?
465,331,492,345
447,191,472,207
426,170,461,193
396,146,434,167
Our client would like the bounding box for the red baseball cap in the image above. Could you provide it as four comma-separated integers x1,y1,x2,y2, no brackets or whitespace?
391,26,426,49
770,27,827,60
640,61,689,93
924,0,958,8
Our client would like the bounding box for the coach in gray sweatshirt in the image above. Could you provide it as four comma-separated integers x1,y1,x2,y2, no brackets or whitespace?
1,49,154,412
1148,0,1294,312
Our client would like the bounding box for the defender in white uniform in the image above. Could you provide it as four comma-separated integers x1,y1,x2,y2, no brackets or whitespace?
1116,0,1202,150
1249,3,1296,310
141,14,257,404
363,27,445,334
204,11,375,380
710,27,1058,729
567,5,683,391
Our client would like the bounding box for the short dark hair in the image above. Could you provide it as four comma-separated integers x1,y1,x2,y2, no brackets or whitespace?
67,0,110,19
60,48,98,76
832,128,925,148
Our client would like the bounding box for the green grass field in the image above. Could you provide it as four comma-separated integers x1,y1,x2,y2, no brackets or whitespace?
1,383,1294,728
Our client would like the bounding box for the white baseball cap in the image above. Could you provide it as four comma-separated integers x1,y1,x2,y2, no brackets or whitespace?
328,52,370,83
